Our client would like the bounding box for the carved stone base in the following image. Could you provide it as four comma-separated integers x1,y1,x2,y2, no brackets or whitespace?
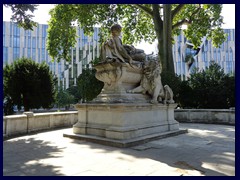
63,103,186,147
93,93,151,103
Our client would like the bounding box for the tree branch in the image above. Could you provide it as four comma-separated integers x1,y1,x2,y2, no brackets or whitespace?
172,19,190,30
172,4,201,30
171,4,185,19
134,4,153,17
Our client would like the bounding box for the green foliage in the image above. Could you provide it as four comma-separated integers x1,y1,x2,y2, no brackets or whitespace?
3,58,56,113
178,63,235,109
56,88,75,109
47,4,226,75
179,4,227,49
4,4,38,30
77,67,104,102
66,85,81,103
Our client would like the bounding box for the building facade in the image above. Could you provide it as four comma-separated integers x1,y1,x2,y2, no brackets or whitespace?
3,21,100,89
172,29,235,80
3,21,235,84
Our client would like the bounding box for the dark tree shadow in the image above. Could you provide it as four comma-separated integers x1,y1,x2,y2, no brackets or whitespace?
3,138,65,176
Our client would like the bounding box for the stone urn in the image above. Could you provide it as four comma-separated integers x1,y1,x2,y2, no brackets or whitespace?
93,61,150,103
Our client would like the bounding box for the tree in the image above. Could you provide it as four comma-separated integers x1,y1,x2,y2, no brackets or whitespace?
56,88,75,110
4,58,56,112
4,4,38,30
77,67,104,102
66,85,81,103
47,4,226,74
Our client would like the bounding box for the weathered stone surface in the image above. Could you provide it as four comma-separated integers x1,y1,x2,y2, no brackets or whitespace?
175,109,235,125
71,103,182,146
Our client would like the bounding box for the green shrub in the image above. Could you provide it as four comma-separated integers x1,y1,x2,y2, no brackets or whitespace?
178,63,235,109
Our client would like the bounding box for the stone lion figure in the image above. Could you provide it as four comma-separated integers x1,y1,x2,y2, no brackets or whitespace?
127,60,174,104
163,85,175,104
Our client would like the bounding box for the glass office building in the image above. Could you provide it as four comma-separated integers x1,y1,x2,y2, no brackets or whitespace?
172,29,235,80
3,21,100,89
3,21,235,84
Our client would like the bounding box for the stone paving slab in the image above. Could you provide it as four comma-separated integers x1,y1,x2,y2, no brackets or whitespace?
3,123,235,176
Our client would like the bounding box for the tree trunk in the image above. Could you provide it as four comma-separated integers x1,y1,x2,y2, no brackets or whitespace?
152,4,175,75
152,4,163,71
163,4,175,75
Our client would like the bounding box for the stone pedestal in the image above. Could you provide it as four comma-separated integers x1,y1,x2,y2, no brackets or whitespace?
63,103,186,147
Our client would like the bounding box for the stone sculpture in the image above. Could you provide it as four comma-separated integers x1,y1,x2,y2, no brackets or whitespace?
69,24,182,147
96,24,174,104
127,60,174,104
100,24,133,64
163,85,175,104
100,24,146,64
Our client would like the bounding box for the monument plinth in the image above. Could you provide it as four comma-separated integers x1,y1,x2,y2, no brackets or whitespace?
63,24,187,147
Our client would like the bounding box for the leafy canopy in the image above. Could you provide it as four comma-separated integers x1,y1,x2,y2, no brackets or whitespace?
47,4,226,62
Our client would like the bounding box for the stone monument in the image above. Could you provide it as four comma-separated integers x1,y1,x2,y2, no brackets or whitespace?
64,24,186,147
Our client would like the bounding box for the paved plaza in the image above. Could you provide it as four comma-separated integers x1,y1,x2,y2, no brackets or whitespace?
3,123,235,176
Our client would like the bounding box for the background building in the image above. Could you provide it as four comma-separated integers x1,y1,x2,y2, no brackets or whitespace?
3,21,235,85
172,29,235,80
3,21,100,89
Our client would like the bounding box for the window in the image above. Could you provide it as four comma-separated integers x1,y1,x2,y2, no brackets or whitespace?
32,48,36,61
3,35,5,47
42,48,45,60
205,41,208,51
13,47,20,60
38,49,41,62
229,48,233,62
3,47,8,65
22,48,25,57
233,30,235,41
32,37,36,48
10,23,12,36
178,34,182,42
42,25,48,37
226,51,229,62
24,36,27,47
217,51,221,63
42,38,45,48
37,37,39,48
46,51,49,62
27,48,31,58
10,36,12,47
13,36,20,47
13,23,20,36
94,28,98,41
221,43,225,51
28,37,31,48
3,22,5,35
228,30,231,41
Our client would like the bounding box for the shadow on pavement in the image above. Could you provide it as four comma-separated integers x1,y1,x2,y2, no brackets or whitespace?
3,138,65,176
